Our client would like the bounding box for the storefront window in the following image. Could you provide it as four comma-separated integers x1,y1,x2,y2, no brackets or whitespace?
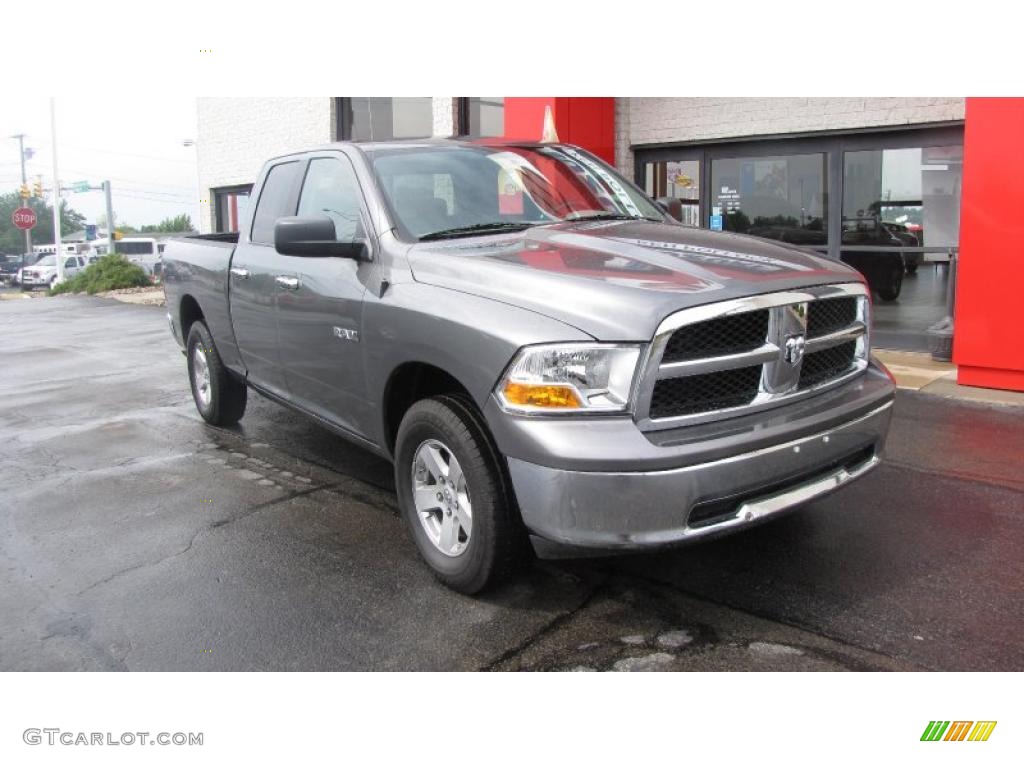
344,97,433,141
644,160,700,227
710,153,828,246
464,97,505,137
842,145,962,248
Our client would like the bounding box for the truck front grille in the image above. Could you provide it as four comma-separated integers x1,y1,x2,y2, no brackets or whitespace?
807,297,858,338
662,309,770,363
799,341,857,389
636,284,870,429
650,365,762,418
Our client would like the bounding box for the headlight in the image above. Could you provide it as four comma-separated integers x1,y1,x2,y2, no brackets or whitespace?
496,343,642,414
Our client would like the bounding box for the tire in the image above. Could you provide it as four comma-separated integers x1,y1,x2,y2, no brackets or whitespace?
876,263,903,301
186,320,247,426
394,395,525,594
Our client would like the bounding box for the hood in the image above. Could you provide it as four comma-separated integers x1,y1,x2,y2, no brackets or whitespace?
407,220,862,340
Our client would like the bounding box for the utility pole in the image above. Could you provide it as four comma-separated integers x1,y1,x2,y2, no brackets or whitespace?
103,181,115,254
10,133,32,254
49,98,64,283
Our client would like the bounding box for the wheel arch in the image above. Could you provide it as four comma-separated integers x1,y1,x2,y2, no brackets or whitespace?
179,294,204,342
382,361,476,457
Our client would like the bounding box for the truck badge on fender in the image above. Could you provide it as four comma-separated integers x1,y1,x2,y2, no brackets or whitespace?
333,327,359,342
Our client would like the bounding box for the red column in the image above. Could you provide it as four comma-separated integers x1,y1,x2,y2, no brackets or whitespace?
503,97,616,165
953,98,1024,391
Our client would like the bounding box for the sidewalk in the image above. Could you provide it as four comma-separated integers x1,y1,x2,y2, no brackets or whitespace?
874,349,1024,407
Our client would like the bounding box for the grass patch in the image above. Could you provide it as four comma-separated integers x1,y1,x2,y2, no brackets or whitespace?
49,255,151,296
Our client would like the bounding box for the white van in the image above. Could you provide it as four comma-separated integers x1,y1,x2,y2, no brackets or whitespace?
114,238,161,276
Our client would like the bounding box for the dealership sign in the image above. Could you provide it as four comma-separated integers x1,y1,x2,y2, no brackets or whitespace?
12,206,37,230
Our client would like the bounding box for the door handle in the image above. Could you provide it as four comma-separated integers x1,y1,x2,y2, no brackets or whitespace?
275,276,300,290
230,267,250,279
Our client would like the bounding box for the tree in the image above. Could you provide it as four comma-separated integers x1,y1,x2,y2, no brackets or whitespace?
139,214,194,233
0,191,86,254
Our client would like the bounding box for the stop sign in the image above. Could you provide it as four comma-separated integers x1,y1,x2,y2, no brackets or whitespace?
12,207,37,230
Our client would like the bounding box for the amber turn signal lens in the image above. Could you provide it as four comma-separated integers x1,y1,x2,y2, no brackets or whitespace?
502,382,583,409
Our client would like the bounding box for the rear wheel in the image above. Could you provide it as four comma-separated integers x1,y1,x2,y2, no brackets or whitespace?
186,321,247,426
394,395,524,594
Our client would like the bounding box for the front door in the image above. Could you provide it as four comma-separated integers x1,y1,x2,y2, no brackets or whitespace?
230,159,302,398
276,154,373,437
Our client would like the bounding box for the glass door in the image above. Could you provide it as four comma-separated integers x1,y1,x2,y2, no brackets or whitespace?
643,157,701,227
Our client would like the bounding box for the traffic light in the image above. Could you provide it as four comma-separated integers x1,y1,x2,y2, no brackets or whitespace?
19,183,30,199
113,230,123,241
32,180,43,198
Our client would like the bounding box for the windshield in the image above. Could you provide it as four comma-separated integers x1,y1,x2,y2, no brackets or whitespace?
368,144,664,239
34,255,56,266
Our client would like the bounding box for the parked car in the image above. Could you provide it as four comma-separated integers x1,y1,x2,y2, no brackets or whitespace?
162,139,895,594
0,253,40,286
881,221,922,275
20,254,86,290
839,217,906,301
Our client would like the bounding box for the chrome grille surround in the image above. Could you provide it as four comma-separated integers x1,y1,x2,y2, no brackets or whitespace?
634,282,870,430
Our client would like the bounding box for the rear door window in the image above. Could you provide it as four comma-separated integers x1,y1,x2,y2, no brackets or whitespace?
250,161,301,245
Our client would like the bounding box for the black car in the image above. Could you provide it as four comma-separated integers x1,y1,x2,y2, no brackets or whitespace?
746,217,905,301
839,217,906,301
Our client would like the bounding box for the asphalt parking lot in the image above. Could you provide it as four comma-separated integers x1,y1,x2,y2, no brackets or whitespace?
1,294,1022,671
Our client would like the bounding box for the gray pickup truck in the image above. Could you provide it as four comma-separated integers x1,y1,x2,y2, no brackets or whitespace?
163,139,895,594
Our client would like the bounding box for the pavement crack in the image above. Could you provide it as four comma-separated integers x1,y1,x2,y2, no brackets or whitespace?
74,484,341,597
480,571,610,671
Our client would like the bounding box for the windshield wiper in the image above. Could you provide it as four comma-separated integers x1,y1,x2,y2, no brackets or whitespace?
419,222,538,241
562,211,661,223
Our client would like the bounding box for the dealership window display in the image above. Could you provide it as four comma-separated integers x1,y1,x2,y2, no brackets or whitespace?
636,130,964,350
710,153,827,245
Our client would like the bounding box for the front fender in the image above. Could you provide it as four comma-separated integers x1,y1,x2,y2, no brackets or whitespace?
362,282,594,448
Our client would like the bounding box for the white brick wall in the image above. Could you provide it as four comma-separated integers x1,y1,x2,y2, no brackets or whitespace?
196,97,461,232
433,97,458,137
197,97,333,232
614,97,966,179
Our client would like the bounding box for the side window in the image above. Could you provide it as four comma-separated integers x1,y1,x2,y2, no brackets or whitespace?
297,157,364,241
250,161,301,245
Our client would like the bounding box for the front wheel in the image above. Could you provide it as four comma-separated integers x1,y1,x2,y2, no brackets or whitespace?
394,395,525,594
876,263,903,301
186,320,247,426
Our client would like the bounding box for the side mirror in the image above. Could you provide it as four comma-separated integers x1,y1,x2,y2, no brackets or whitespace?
274,215,365,259
655,197,684,222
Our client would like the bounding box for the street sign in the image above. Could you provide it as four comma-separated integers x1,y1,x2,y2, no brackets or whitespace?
71,180,90,193
12,207,37,230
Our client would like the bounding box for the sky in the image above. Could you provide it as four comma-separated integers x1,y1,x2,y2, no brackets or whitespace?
1,96,199,230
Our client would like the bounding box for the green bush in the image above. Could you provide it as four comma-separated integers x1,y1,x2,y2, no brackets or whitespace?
50,255,151,296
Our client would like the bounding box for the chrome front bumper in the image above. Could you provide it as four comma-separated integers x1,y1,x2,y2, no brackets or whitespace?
508,400,892,554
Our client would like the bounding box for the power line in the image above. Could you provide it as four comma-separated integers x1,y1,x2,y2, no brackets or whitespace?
60,168,196,193
31,140,194,165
